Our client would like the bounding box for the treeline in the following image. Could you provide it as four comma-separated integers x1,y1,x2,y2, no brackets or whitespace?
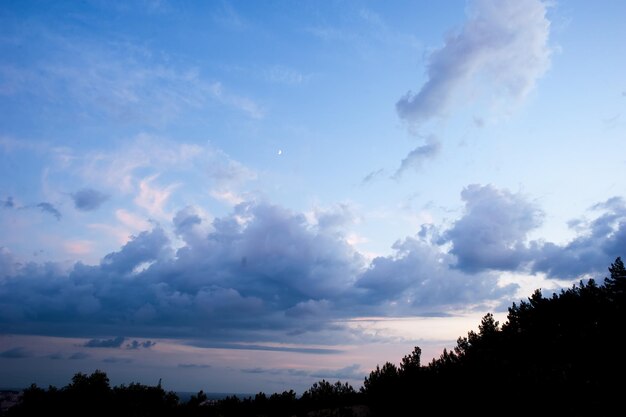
4,373,359,417
6,258,626,416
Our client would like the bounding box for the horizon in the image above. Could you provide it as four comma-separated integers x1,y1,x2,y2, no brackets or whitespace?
1,0,625,394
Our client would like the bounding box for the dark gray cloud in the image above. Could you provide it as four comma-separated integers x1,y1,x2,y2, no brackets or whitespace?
126,340,156,350
442,184,543,273
393,137,441,178
36,202,62,220
71,188,109,211
69,352,89,360
84,336,126,348
0,347,32,358
396,0,550,124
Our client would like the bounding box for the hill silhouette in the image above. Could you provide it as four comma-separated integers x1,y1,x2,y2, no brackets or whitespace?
5,257,625,417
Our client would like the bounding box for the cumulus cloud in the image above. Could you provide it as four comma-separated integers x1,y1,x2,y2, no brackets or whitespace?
36,202,62,220
101,227,171,274
393,137,441,178
0,202,364,341
397,0,551,124
531,197,626,279
357,236,516,314
71,188,109,211
84,336,126,348
442,184,543,273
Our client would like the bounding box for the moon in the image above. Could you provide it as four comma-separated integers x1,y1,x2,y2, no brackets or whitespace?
277,149,283,155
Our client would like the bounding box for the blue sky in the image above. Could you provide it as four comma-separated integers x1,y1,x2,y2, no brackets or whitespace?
1,0,625,394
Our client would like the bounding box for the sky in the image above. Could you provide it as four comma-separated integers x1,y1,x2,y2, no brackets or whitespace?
1,0,625,394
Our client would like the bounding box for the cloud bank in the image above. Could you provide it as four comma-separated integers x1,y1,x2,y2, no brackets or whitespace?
1,186,624,346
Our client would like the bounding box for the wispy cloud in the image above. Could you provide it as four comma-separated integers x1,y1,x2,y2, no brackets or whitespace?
393,137,441,178
134,175,179,219
208,82,265,119
0,347,32,359
1,26,264,125
178,363,210,369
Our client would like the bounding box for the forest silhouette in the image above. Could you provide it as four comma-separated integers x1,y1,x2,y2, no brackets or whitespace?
4,257,625,416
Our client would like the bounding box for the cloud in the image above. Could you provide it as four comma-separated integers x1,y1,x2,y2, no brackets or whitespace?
1,26,264,126
69,352,89,360
531,197,626,279
241,364,364,381
83,336,126,348
209,82,264,119
0,202,363,341
0,199,520,344
101,227,171,274
188,342,344,355
2,196,14,208
36,202,62,220
393,137,441,178
0,247,19,278
103,357,133,363
310,364,364,380
134,175,178,219
71,188,109,211
441,184,543,273
361,168,385,185
357,236,516,314
126,340,156,350
178,363,210,369
396,0,551,124
48,352,64,360
266,65,307,85
0,347,32,358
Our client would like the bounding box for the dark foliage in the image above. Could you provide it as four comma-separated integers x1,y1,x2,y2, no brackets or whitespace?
5,258,625,416
361,256,626,416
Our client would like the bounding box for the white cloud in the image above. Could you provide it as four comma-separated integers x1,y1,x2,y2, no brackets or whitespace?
134,175,179,219
208,82,265,119
397,0,551,124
